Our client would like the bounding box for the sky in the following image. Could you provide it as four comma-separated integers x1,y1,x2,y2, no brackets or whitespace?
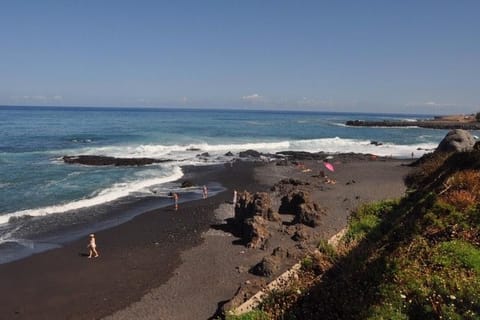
0,0,479,114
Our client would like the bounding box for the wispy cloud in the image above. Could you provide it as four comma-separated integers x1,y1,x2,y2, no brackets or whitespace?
242,93,263,102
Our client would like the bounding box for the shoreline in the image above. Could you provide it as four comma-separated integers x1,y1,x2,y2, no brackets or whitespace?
0,156,411,319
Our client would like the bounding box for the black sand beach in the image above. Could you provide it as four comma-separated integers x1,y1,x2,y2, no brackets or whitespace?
0,156,411,320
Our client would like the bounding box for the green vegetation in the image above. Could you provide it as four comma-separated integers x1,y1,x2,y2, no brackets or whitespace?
476,112,480,122
317,239,338,262
343,199,398,244
248,150,480,319
225,310,269,320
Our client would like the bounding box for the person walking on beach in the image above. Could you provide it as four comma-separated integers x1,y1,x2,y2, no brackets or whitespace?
173,192,179,211
202,185,208,199
87,234,99,258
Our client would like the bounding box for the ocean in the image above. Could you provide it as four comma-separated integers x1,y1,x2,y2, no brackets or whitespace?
0,106,468,263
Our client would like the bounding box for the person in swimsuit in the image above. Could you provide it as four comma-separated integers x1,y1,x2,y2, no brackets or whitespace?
87,233,99,258
202,185,208,199
173,192,179,211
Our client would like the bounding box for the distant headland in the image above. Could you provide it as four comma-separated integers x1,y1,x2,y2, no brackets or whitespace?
346,113,480,130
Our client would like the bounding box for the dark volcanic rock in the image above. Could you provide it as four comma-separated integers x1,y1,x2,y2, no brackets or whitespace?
234,191,280,249
62,155,169,166
224,151,234,156
235,192,280,222
346,119,480,130
276,151,326,160
244,216,270,249
280,191,324,227
180,180,194,188
436,129,476,153
197,152,210,157
250,256,281,277
239,149,262,158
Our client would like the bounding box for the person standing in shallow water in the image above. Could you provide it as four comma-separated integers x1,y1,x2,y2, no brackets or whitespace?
87,234,99,258
202,185,208,199
173,192,179,211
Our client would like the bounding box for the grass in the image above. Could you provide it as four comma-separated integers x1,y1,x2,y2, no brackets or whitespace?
433,240,480,273
225,310,269,320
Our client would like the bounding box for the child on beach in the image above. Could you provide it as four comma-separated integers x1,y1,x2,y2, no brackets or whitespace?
233,189,237,206
87,234,99,258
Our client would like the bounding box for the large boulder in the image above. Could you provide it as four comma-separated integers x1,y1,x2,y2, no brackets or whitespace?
243,216,270,249
239,149,262,158
279,191,324,227
250,255,281,277
436,129,476,153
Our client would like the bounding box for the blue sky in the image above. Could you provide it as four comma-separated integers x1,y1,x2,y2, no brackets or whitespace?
0,1,479,114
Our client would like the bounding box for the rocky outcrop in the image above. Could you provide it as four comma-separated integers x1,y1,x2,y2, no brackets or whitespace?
239,149,262,158
234,192,280,249
180,180,194,188
235,192,280,222
244,216,270,249
436,129,477,153
62,155,170,166
346,119,480,130
250,255,281,277
410,130,478,167
276,151,326,160
279,191,324,227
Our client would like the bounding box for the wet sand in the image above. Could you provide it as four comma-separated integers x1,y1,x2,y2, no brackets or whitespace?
0,157,411,320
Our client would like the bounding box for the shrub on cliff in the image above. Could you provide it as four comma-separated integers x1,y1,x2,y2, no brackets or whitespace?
476,112,480,122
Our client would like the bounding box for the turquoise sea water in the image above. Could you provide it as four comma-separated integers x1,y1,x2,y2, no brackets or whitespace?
0,106,469,263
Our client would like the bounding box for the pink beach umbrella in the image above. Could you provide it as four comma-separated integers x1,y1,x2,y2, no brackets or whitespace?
323,161,335,172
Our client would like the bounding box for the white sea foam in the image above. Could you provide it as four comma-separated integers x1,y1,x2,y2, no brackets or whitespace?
288,137,436,158
74,141,291,160
72,138,437,161
0,166,184,225
0,182,10,189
